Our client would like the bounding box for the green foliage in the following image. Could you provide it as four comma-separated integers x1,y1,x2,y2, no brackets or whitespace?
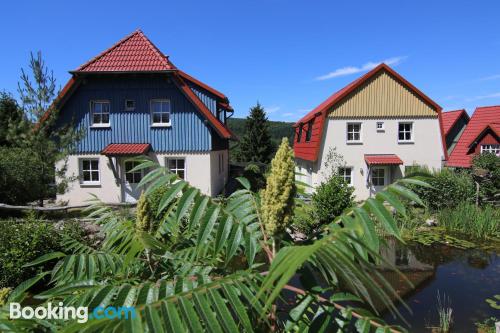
472,153,500,205
136,192,152,232
0,157,427,332
312,176,355,226
0,92,24,146
261,138,296,236
242,162,267,191
0,147,49,205
235,103,274,163
291,201,316,234
406,166,475,211
437,203,500,239
0,288,10,306
486,295,500,310
475,317,498,333
0,217,85,288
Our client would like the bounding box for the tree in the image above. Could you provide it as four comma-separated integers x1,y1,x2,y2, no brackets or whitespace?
312,176,355,226
261,138,296,238
0,157,426,332
0,92,24,146
10,51,82,205
236,103,273,163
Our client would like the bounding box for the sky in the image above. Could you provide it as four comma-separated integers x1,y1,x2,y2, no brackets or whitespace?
1,0,500,122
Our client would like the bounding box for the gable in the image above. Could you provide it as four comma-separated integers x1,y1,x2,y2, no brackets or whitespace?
328,70,438,118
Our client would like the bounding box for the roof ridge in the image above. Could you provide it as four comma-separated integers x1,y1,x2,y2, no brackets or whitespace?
476,105,500,110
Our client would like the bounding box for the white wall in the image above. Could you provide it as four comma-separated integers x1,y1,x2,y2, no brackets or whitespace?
57,150,229,205
302,118,445,200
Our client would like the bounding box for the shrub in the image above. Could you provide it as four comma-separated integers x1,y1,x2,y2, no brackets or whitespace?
242,162,267,191
472,153,500,205
0,147,51,205
437,203,500,239
312,176,354,226
406,167,475,211
0,216,85,288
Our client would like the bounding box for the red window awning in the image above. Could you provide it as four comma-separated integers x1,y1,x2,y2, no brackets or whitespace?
101,143,151,156
364,154,403,165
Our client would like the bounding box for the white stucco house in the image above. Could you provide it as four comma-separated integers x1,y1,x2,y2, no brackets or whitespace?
293,64,447,200
47,30,235,205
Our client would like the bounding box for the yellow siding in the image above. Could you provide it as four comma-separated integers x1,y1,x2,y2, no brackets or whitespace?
328,70,437,118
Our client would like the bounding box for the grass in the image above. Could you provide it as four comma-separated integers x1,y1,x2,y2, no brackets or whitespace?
436,291,453,333
438,203,500,240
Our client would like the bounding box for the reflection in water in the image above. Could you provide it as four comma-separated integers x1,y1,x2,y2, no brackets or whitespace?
379,239,500,333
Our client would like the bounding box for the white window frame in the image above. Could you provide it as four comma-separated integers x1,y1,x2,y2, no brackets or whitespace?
79,158,100,186
371,167,386,187
398,122,414,143
338,167,353,185
166,157,186,179
90,100,111,127
124,99,136,111
376,121,385,132
481,144,500,156
124,160,143,184
346,122,362,143
150,99,171,127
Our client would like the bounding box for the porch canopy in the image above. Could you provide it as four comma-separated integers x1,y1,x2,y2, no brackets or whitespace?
101,143,151,156
364,154,403,165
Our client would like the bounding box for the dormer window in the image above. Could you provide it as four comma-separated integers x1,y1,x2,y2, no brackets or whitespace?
150,99,171,126
297,125,303,142
305,119,314,142
125,99,135,111
90,100,110,127
481,144,500,156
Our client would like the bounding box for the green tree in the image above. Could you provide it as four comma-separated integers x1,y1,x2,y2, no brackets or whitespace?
11,51,82,205
0,92,24,146
236,103,273,163
472,153,500,205
261,138,296,240
312,176,355,226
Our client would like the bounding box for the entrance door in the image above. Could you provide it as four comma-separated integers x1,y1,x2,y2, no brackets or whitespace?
370,166,389,193
122,159,144,203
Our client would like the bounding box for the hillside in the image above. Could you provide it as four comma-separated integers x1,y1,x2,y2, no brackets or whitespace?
227,117,295,149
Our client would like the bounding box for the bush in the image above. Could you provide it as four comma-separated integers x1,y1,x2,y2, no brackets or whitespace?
0,147,51,205
242,163,267,191
437,203,500,239
406,167,475,211
472,153,500,205
312,176,354,226
0,216,85,288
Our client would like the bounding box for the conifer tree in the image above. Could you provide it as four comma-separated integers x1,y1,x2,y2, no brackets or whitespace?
261,138,296,240
0,92,24,146
236,103,273,163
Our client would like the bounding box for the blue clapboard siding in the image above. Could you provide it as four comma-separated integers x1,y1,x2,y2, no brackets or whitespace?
58,75,214,153
188,83,218,115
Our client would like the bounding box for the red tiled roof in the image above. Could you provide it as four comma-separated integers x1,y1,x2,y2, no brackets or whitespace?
442,109,469,136
447,105,500,167
364,154,403,165
293,63,445,162
75,30,175,72
101,143,151,155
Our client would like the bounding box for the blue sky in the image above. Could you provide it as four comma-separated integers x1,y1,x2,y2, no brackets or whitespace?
1,0,500,121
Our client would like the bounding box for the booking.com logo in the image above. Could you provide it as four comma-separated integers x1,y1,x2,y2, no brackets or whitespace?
9,302,137,323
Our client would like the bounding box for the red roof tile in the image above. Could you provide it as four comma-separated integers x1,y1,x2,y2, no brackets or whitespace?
101,143,151,155
364,154,403,165
293,64,445,162
441,109,469,136
75,30,175,72
447,105,500,167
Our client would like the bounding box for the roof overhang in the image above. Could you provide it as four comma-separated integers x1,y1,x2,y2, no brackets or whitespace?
364,154,403,165
101,143,151,156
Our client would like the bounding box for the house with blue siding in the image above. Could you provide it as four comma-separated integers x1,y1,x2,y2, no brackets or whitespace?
49,30,236,204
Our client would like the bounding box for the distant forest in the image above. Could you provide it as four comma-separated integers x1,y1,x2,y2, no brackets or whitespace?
227,117,295,152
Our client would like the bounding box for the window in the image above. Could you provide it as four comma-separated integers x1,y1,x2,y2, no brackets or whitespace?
124,161,142,184
371,168,385,186
338,167,353,185
125,100,135,111
297,125,303,142
167,158,185,179
90,101,110,126
80,159,99,185
218,153,225,174
398,122,413,142
481,144,500,156
376,122,385,131
151,99,171,126
305,120,314,142
347,123,362,142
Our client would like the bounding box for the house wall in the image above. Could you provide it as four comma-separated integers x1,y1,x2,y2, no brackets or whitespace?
57,150,229,205
301,117,444,200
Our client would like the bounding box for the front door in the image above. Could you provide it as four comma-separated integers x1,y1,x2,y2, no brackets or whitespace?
121,159,144,203
370,166,389,193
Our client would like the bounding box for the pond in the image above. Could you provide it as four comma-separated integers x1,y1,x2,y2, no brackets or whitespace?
380,239,500,332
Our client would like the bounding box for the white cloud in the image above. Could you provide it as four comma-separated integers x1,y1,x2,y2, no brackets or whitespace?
477,74,500,81
315,56,407,81
265,106,280,114
465,92,500,102
282,112,295,117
